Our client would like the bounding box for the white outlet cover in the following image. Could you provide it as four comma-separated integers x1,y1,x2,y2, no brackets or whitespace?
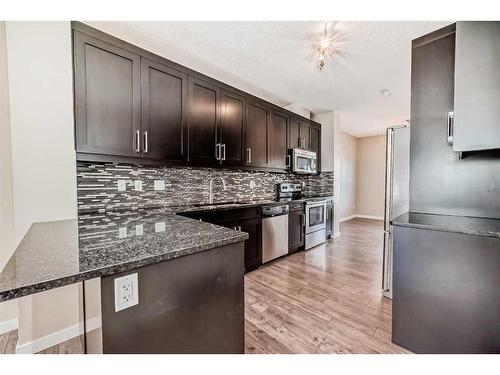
118,227,127,239
249,180,256,189
135,224,144,236
114,273,139,312
155,221,166,233
154,180,165,191
117,180,127,192
134,180,143,191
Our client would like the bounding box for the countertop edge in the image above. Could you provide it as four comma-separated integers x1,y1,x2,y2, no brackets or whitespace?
392,217,500,239
0,231,248,303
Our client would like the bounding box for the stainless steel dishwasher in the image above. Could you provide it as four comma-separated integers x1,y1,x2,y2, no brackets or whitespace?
261,204,289,264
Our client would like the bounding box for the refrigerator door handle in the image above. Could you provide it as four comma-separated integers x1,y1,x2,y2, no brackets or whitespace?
383,128,394,232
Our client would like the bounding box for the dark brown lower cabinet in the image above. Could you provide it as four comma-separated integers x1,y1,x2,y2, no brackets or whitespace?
288,202,305,253
238,217,262,272
393,225,500,353
180,207,262,272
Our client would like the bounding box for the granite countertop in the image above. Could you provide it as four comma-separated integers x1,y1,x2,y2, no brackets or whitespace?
0,210,248,302
392,212,500,239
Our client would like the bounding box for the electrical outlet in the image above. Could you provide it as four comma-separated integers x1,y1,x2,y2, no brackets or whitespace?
249,180,256,189
135,224,144,236
117,180,127,192
155,221,166,233
114,273,139,312
134,180,143,191
154,180,165,191
118,227,127,239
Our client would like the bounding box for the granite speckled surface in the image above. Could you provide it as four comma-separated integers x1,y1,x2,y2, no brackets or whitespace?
0,210,248,302
392,212,500,239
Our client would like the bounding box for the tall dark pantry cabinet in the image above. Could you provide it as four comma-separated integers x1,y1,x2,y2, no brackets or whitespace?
392,22,500,354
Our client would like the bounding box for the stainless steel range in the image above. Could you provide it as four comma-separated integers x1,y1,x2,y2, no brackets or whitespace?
277,182,331,250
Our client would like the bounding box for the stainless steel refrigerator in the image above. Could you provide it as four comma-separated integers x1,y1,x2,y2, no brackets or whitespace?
382,125,410,299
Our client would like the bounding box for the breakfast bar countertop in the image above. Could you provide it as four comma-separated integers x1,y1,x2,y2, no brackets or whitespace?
0,209,248,302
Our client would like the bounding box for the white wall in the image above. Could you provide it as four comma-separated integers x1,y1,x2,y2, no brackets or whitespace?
356,135,386,218
2,21,80,351
0,21,18,330
338,131,358,220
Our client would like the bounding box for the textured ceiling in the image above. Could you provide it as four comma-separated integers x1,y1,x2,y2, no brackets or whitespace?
84,21,451,137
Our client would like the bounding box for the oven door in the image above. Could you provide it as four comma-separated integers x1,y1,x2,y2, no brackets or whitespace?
305,202,326,234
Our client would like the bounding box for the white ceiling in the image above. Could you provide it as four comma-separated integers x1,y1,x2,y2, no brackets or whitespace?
84,21,450,137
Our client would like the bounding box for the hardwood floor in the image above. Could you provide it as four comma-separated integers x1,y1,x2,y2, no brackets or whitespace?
0,330,83,354
1,218,407,354
245,218,410,354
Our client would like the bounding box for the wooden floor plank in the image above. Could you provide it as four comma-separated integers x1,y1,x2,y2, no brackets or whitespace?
244,218,409,354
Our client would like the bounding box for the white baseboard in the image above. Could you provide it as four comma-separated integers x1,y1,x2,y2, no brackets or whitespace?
356,214,384,221
15,322,83,354
332,232,341,238
340,214,384,223
339,215,357,223
0,318,17,335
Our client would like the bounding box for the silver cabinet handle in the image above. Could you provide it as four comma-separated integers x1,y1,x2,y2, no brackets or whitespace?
222,143,226,161
215,143,221,160
135,130,141,153
246,148,252,163
326,209,329,220
286,155,291,168
143,131,149,153
447,111,454,144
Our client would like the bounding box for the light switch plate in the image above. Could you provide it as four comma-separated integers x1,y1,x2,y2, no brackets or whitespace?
114,273,139,312
117,180,127,192
135,224,144,236
134,180,143,191
154,180,165,191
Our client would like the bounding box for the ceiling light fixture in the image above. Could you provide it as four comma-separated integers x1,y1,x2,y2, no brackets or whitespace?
314,22,335,71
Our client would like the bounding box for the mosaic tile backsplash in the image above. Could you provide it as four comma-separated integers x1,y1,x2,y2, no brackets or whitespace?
77,162,334,213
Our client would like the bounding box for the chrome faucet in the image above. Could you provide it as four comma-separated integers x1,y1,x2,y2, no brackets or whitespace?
208,177,226,204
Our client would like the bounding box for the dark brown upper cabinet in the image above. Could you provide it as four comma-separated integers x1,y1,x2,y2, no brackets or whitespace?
269,110,289,169
219,90,246,165
289,116,311,150
310,124,321,172
289,116,301,149
246,101,270,168
72,22,320,172
453,22,500,152
73,30,142,158
141,58,187,162
188,76,220,164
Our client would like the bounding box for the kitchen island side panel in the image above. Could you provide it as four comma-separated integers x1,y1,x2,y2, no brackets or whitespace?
100,242,245,354
392,225,500,353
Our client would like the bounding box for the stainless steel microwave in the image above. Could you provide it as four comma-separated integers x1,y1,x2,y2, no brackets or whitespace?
290,148,317,174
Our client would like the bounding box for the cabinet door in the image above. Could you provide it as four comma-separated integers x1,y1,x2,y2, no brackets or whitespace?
310,124,321,171
300,122,311,150
289,117,301,149
238,217,262,272
141,58,187,161
73,31,141,157
220,90,245,165
453,22,500,152
245,101,270,167
269,111,289,169
288,210,305,253
188,77,220,164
